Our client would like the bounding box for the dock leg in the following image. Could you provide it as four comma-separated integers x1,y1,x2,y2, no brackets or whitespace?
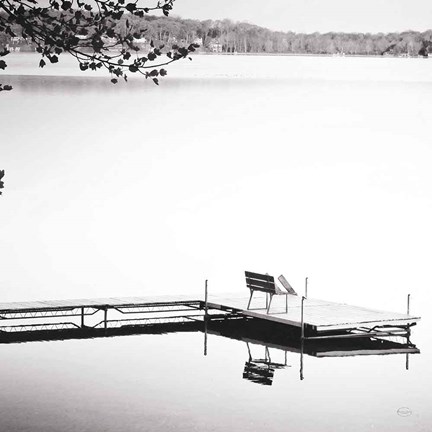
300,338,304,381
104,308,108,331
204,279,208,317
301,296,305,341
407,293,410,315
285,294,288,313
81,307,85,328
204,314,208,357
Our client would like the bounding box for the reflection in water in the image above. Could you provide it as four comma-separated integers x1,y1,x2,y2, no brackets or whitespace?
0,315,419,386
243,343,290,386
204,318,419,384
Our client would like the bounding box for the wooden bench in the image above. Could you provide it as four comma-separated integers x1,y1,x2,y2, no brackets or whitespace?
245,271,288,313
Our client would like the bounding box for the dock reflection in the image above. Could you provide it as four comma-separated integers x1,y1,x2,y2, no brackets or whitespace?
0,316,419,385
204,317,420,385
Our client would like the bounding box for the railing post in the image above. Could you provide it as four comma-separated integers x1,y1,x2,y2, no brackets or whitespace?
305,277,308,298
81,307,85,328
407,293,410,315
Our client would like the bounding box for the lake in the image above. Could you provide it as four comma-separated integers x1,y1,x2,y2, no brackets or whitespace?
0,53,431,431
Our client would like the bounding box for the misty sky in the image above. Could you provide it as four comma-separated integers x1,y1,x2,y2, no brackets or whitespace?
172,0,432,33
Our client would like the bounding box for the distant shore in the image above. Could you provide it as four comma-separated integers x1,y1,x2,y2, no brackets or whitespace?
196,51,430,59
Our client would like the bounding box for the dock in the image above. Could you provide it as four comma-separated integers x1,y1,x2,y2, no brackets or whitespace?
206,292,420,338
0,292,420,340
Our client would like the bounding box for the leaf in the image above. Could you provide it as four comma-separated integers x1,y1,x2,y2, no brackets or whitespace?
61,1,72,10
111,78,118,84
39,59,46,68
152,78,159,85
129,65,138,73
125,3,136,12
48,55,59,64
0,60,7,70
159,69,167,76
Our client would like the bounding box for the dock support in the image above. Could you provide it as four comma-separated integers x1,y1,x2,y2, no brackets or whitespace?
104,307,108,331
300,339,304,381
305,277,308,298
301,296,305,341
405,293,411,370
204,314,208,357
204,279,208,316
204,279,208,356
300,296,305,380
81,307,85,328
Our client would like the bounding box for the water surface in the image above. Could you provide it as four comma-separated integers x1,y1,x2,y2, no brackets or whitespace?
0,53,431,431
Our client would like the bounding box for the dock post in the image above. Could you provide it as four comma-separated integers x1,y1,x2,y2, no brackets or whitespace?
300,295,305,380
81,307,85,328
405,294,411,370
204,312,208,356
204,279,209,356
300,339,304,381
301,296,305,341
204,279,208,316
104,307,108,331
305,277,308,298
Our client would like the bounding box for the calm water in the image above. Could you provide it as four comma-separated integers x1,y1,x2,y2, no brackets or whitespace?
1,53,432,431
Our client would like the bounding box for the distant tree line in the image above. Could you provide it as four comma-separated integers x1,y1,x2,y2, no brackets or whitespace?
146,17,432,56
2,12,432,57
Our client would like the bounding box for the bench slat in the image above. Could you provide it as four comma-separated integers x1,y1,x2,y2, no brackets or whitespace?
245,271,274,282
245,278,276,291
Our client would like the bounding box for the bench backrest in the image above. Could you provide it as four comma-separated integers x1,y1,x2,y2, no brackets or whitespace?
245,271,276,294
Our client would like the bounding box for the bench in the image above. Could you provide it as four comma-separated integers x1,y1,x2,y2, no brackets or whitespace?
245,271,288,313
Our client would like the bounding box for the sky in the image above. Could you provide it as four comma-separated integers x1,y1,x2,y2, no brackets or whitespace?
171,0,432,33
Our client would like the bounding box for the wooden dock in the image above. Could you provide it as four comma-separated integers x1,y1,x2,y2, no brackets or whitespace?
0,292,420,339
206,292,420,335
